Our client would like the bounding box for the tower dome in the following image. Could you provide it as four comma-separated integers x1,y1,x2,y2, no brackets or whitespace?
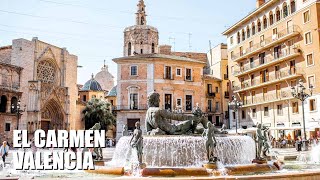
123,0,159,56
95,61,115,92
81,74,103,91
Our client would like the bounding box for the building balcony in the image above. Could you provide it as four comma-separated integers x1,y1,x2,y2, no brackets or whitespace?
233,67,304,93
233,46,301,77
241,89,293,108
231,25,301,62
114,104,148,111
207,92,216,98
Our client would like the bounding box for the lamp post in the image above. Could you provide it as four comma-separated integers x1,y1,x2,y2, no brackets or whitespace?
12,99,26,130
228,95,243,134
291,79,312,151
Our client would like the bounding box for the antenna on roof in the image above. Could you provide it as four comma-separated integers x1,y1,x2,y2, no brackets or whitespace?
169,37,176,51
188,33,192,51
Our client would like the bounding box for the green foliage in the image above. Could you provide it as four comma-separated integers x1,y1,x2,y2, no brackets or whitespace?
82,98,116,130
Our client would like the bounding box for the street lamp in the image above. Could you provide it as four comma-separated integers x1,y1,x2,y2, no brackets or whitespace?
291,79,313,150
12,99,26,130
228,95,243,134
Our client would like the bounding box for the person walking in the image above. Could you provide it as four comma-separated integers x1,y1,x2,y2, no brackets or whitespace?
0,141,9,165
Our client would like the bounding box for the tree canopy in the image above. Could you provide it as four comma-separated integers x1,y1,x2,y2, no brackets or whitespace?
82,98,116,130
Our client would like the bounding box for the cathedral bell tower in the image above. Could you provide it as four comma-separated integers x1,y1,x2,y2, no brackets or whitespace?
123,0,159,57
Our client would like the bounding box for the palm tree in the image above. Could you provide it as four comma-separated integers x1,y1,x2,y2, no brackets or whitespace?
82,98,116,130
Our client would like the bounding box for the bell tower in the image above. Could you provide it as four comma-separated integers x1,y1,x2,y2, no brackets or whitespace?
123,0,159,56
136,0,147,25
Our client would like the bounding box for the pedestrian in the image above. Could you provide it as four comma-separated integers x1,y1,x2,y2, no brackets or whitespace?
0,141,9,165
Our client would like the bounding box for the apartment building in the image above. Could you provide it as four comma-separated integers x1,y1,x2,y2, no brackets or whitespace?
223,0,320,138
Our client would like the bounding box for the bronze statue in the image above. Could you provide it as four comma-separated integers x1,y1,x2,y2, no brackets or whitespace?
145,91,208,135
202,122,218,163
90,123,103,160
130,121,143,165
262,125,271,157
256,123,266,159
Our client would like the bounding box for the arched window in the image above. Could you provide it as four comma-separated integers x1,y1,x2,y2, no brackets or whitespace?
242,30,245,41
0,95,7,113
283,3,288,18
291,0,296,13
237,32,241,44
140,49,143,54
269,12,274,26
11,97,17,113
257,20,261,32
263,16,268,29
128,42,132,56
276,8,281,21
252,22,256,35
151,43,155,53
246,26,250,38
141,17,145,25
1,69,8,86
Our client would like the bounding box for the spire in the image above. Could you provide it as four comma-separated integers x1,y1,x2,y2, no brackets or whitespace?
101,60,108,71
136,0,147,25
91,73,94,79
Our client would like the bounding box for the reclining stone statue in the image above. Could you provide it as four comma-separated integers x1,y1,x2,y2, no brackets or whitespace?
145,91,226,135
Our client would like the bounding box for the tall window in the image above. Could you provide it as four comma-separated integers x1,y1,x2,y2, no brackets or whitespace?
257,20,261,32
260,69,268,83
164,66,172,79
11,97,17,113
83,95,87,102
269,12,274,26
259,52,266,64
0,95,7,113
283,3,288,18
276,8,281,21
131,65,138,76
310,99,316,111
305,32,312,44
230,36,234,45
242,110,246,119
129,93,138,110
165,94,172,110
242,30,245,41
207,84,212,93
185,68,192,81
215,102,219,112
308,75,315,88
307,54,314,66
5,123,10,131
264,107,269,116
263,16,268,29
303,10,310,23
128,42,132,56
246,26,250,38
292,102,299,113
208,100,212,112
277,104,283,115
186,95,192,111
291,0,296,13
252,108,257,118
252,22,256,35
152,43,155,53
237,32,241,44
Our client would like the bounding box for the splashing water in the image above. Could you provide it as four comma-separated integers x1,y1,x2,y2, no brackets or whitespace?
109,135,255,167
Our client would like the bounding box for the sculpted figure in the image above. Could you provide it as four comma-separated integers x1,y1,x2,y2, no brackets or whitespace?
256,123,266,159
90,123,103,160
130,121,143,165
262,125,271,157
145,91,207,135
202,122,218,163
122,124,129,136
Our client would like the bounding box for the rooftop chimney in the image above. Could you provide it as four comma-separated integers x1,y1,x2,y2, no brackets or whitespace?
256,0,265,8
159,45,172,55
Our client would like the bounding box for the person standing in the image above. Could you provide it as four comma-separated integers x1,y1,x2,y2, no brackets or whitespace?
0,141,9,165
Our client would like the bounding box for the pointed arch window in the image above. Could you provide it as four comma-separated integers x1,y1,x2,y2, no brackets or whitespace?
291,0,296,13
242,30,245,41
276,8,281,21
0,95,7,113
257,20,261,32
252,23,256,35
128,42,132,56
269,12,274,26
246,26,250,38
263,16,268,29
283,3,288,18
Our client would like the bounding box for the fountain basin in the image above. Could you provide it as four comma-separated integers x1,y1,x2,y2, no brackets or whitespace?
110,135,256,167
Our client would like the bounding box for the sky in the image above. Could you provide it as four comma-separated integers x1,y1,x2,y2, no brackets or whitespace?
0,0,256,84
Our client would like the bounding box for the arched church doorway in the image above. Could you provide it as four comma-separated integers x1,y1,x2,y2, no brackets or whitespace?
41,99,65,132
